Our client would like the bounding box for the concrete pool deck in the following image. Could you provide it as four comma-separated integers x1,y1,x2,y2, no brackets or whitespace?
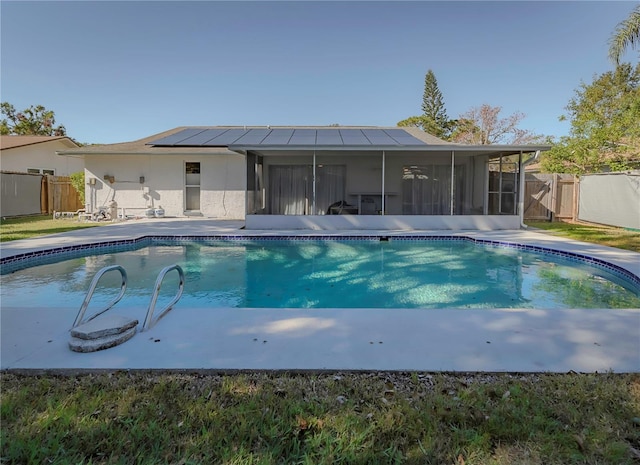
1,218,639,373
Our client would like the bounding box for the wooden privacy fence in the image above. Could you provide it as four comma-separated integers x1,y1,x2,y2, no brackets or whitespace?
524,173,577,222
43,174,84,214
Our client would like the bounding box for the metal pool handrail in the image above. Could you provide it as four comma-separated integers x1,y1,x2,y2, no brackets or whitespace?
142,264,185,331
72,265,128,329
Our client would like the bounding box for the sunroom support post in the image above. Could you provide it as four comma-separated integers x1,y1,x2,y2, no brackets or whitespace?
312,151,316,215
518,150,525,224
381,151,386,215
498,154,503,213
450,150,455,215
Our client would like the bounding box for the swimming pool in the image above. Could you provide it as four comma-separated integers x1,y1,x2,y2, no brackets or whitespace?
2,237,639,309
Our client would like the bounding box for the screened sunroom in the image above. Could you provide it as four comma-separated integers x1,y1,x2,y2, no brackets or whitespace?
238,129,548,230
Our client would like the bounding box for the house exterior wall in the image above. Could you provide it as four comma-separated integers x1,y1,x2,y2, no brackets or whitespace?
83,153,246,218
1,141,84,175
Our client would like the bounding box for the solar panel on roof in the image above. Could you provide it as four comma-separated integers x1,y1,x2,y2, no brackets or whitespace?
383,128,427,145
173,128,228,146
315,129,343,145
147,127,429,148
361,129,397,145
288,129,317,145
232,128,272,145
339,129,372,145
260,129,294,145
147,128,207,146
206,128,249,145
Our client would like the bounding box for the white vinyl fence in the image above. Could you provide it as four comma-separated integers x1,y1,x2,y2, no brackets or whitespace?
1,171,43,217
579,171,640,230
0,172,83,218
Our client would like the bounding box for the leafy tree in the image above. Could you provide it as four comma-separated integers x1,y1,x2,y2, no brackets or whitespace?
70,171,85,204
1,102,66,136
397,115,431,130
541,63,640,174
609,4,640,65
398,69,450,138
449,104,541,145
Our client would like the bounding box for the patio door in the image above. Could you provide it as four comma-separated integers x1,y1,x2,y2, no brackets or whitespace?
487,156,519,215
185,162,201,212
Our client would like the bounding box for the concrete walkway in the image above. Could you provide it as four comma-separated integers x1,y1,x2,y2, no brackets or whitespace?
1,219,639,373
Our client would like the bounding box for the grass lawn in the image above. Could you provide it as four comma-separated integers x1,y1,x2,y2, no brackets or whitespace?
0,214,101,242
2,371,639,464
526,221,640,252
2,218,639,463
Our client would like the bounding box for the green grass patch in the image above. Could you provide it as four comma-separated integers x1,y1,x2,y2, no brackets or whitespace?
526,221,640,252
2,372,639,464
0,214,101,242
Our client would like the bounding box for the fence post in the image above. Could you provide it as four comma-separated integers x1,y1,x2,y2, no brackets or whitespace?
40,175,46,214
572,175,579,222
550,173,557,221
47,174,55,214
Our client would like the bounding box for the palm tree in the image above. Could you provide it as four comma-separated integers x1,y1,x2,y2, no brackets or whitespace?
609,4,640,64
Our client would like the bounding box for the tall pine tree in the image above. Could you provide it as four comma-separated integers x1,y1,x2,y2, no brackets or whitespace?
421,70,449,138
398,69,450,139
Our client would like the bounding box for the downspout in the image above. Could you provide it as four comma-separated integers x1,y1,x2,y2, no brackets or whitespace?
519,150,541,229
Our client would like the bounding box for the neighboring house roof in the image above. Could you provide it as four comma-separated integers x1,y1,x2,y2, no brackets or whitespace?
56,126,552,157
0,135,79,151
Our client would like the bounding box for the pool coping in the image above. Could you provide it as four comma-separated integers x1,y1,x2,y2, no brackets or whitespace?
1,219,639,373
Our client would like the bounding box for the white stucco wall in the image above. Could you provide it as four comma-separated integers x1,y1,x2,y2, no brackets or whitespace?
245,215,521,230
1,140,84,176
83,153,246,218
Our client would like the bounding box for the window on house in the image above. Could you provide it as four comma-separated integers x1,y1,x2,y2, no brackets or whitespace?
185,162,201,211
26,168,55,175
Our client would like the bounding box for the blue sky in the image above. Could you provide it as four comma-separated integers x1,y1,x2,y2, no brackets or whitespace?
1,1,637,144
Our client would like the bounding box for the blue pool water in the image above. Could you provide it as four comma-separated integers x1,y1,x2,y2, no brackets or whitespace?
1,240,639,309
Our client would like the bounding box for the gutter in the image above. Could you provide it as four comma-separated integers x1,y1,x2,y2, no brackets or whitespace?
519,150,541,229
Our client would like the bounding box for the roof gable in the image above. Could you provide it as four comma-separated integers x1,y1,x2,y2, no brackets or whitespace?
0,135,79,151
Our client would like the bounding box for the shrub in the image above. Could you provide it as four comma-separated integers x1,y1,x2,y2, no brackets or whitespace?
69,171,85,204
